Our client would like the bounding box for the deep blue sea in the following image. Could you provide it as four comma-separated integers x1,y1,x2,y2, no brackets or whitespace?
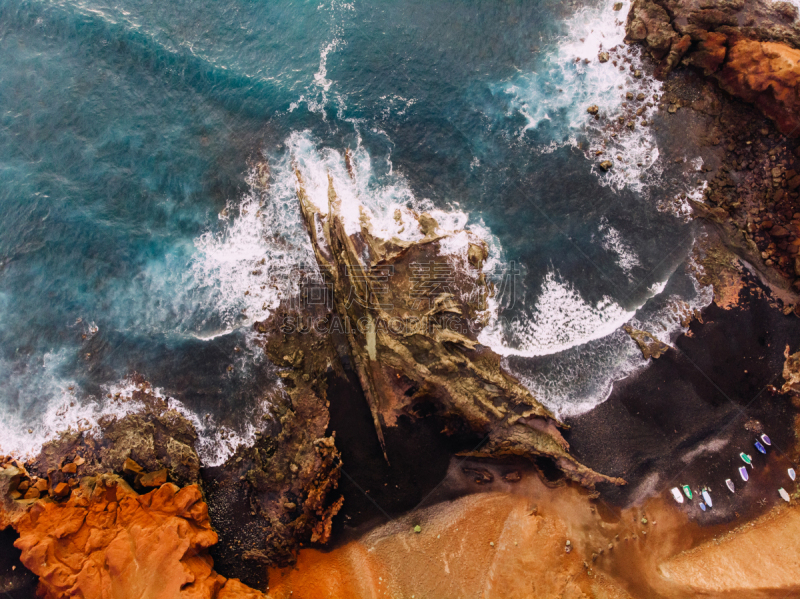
0,0,709,463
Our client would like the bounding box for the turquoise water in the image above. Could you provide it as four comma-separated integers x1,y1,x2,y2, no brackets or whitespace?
0,0,706,462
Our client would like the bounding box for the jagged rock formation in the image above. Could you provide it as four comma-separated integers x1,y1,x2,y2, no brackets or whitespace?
4,475,267,599
626,0,800,135
289,171,623,488
623,326,670,359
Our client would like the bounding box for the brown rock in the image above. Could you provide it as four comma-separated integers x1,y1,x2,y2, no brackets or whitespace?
685,31,728,75
61,463,77,474
772,225,790,237
123,457,144,476
624,326,670,360
22,488,40,500
52,482,69,497
138,468,168,488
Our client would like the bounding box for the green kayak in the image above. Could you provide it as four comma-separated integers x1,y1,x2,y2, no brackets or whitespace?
740,453,752,465
682,485,693,500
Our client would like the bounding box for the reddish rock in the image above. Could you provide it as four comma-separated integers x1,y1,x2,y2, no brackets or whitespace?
11,476,267,599
51,482,69,497
716,40,800,137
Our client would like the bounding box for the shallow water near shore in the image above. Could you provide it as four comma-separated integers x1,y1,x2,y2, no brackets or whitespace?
0,0,709,461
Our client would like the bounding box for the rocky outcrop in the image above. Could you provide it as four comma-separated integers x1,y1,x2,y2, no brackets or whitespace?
203,278,344,581
285,172,623,489
783,345,800,394
623,326,670,359
625,0,800,136
6,475,267,599
25,383,201,490
717,40,800,137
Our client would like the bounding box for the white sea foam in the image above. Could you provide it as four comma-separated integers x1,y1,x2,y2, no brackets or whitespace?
507,277,713,419
0,371,266,467
598,217,641,277
497,0,663,192
480,270,636,357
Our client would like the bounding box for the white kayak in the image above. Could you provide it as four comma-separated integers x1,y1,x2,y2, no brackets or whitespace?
671,487,684,504
779,488,791,503
739,467,749,482
702,489,712,507
761,434,771,446
789,468,796,482
726,479,735,493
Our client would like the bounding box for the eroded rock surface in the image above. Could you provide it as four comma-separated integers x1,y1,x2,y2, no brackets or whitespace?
783,345,800,394
626,0,800,135
7,475,266,599
623,326,670,359
289,172,623,489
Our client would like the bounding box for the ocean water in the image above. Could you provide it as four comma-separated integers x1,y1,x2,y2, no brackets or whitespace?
0,0,708,464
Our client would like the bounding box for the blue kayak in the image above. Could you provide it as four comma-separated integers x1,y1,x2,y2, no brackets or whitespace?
755,441,766,454
761,434,771,446
739,467,749,482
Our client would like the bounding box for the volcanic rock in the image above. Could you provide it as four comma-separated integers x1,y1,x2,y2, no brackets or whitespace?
623,326,670,360
289,172,623,488
7,475,268,599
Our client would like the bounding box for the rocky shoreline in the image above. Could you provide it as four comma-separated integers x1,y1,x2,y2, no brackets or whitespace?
4,1,800,596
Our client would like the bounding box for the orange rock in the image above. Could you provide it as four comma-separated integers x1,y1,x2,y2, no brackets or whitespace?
33,479,48,492
716,40,800,136
11,476,267,599
51,482,69,497
138,468,168,488
61,463,77,474
123,457,143,475
23,488,40,500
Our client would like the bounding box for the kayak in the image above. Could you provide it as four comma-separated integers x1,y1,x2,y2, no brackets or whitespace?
699,502,706,511
682,485,693,500
726,479,735,493
790,468,797,482
671,487,684,504
755,441,766,454
779,488,791,503
740,453,752,465
702,489,713,507
739,467,749,482
761,434,771,446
